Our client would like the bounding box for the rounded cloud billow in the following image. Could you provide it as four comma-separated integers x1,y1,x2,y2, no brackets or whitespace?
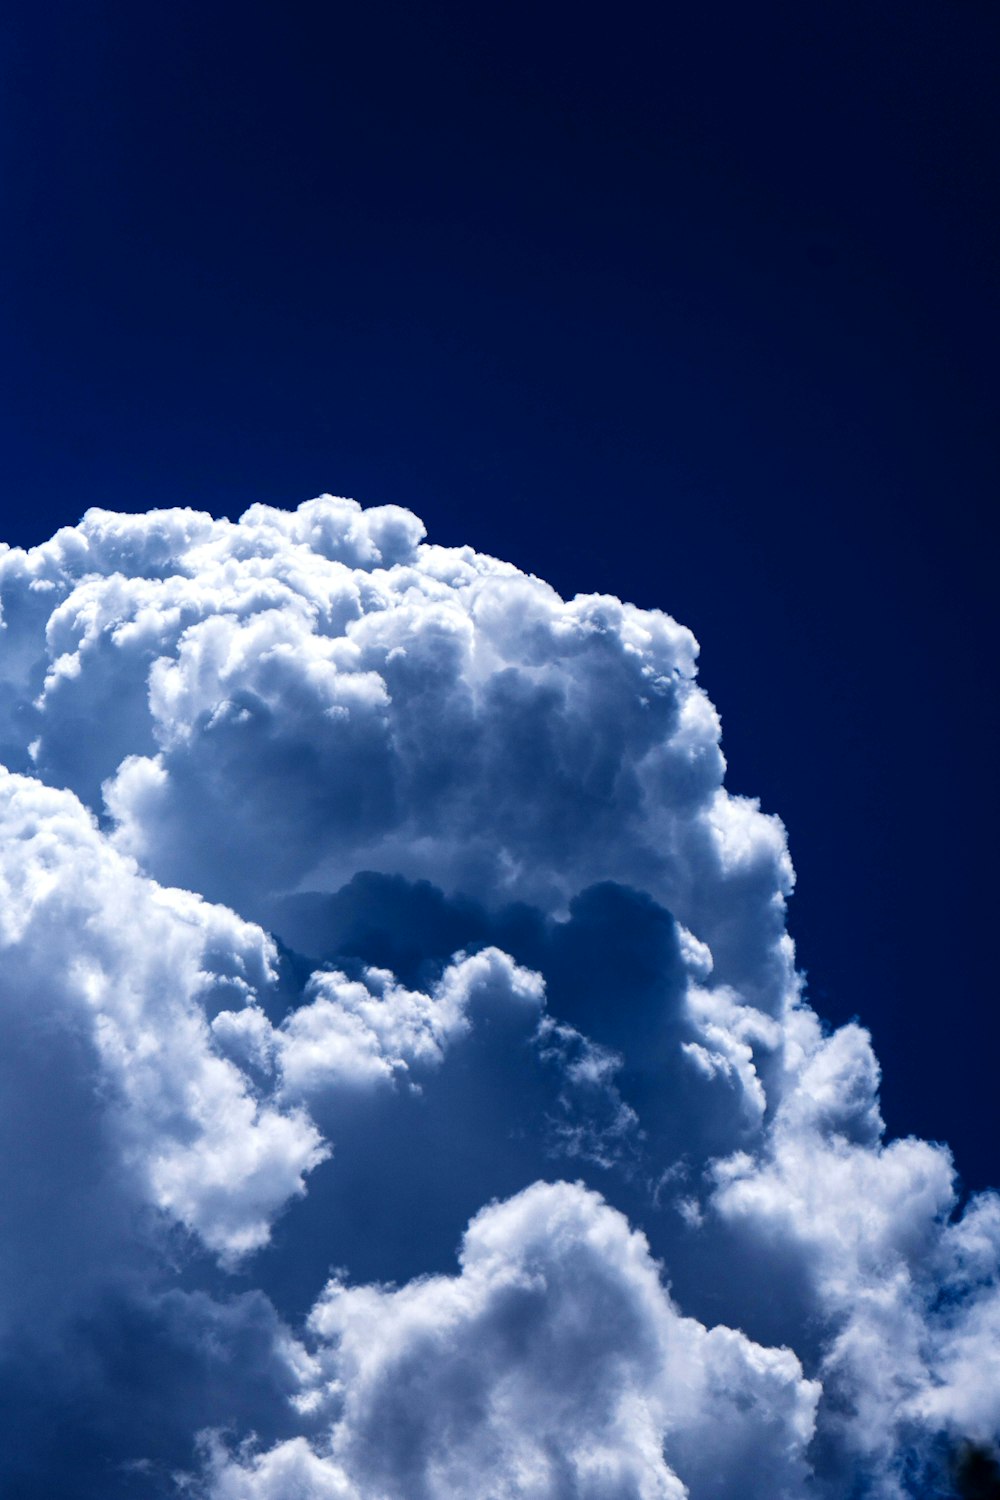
0,495,996,1498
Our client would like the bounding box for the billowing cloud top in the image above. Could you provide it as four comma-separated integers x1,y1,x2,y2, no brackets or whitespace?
0,496,996,1499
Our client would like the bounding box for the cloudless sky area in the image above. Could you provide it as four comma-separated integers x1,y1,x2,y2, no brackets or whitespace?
2,2,998,1185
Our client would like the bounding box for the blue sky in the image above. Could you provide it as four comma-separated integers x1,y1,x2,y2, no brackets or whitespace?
1,4,999,1496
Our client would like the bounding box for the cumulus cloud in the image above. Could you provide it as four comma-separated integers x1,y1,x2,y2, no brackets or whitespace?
213,945,545,1098
0,494,996,1498
0,766,330,1271
707,1010,1000,1495
0,496,793,1014
207,1181,819,1500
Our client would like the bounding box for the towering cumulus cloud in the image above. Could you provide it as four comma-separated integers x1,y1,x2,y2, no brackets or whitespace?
0,496,996,1498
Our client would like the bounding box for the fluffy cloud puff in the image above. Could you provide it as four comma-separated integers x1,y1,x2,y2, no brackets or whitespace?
206,1181,820,1500
708,1010,1000,1496
213,945,545,1098
0,766,329,1270
205,1182,821,1500
0,495,997,1499
0,496,792,1016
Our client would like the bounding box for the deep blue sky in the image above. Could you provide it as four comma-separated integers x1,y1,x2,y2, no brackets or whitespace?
3,1,997,1185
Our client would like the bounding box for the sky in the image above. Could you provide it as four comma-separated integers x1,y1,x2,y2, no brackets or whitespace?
1,3,999,1498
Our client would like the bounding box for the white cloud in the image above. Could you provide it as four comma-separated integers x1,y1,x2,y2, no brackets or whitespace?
1,495,795,1016
0,495,997,1497
708,1006,1000,1495
0,766,327,1269
207,1181,819,1500
212,946,545,1096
